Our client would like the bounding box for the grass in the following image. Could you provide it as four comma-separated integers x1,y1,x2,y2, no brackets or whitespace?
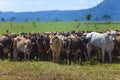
0,21,120,80
0,60,120,80
0,21,120,34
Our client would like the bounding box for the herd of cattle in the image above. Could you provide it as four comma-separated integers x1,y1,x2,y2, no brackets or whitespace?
0,30,120,64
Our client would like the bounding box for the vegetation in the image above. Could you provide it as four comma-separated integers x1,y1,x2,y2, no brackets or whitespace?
0,22,120,34
0,60,120,80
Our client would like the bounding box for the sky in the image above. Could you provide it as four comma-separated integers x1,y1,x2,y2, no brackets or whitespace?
0,0,104,12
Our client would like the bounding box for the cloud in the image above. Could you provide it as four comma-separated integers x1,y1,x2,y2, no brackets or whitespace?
0,1,11,6
76,0,103,9
35,1,44,5
0,0,104,12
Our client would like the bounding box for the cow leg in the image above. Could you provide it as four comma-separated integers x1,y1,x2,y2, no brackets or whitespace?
52,51,56,62
54,54,57,63
87,44,92,59
101,49,105,63
27,53,30,60
13,50,17,61
57,54,60,64
65,55,67,64
46,48,51,61
108,52,112,63
10,50,13,61
0,49,3,60
24,53,26,61
80,52,85,65
69,52,72,65
73,52,78,64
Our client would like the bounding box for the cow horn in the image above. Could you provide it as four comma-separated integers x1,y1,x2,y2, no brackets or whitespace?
0,43,3,46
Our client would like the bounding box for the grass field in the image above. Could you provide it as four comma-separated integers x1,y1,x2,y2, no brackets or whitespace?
0,60,120,80
0,22,120,34
0,21,120,80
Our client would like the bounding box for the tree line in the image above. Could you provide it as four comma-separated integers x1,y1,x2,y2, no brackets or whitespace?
0,14,111,22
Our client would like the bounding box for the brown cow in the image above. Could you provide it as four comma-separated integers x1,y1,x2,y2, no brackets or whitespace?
13,36,32,61
36,34,50,61
68,34,87,64
113,35,120,57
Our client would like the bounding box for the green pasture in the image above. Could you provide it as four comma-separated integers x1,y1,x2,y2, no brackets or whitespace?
0,22,120,34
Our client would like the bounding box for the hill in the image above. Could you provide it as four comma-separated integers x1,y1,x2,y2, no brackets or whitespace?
0,0,120,21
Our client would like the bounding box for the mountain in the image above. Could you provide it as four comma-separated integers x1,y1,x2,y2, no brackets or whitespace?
0,0,120,21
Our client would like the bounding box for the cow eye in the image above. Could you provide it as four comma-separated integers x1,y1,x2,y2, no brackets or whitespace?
24,43,26,45
108,33,111,36
117,33,120,36
55,36,58,39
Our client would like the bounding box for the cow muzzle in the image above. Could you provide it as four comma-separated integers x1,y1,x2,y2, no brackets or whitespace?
113,39,116,42
50,41,53,45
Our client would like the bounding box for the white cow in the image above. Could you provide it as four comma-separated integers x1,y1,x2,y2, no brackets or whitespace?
86,31,117,63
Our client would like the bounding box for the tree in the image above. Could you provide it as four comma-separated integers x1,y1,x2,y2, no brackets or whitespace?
86,14,92,27
95,17,99,21
74,18,79,22
32,21,37,27
54,18,59,22
10,16,16,22
1,17,5,22
21,26,24,30
102,14,111,25
36,17,40,22
94,17,99,29
102,15,111,21
86,14,92,22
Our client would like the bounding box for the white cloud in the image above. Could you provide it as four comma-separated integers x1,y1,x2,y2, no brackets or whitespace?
0,1,11,6
76,0,104,9
35,1,44,5
0,0,104,12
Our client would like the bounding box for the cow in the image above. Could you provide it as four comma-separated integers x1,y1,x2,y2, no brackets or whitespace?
62,37,72,65
54,35,73,65
3,33,17,60
115,33,120,49
29,34,38,61
113,34,120,57
68,34,87,64
13,36,32,61
85,31,118,63
49,34,64,64
0,35,12,59
36,34,50,61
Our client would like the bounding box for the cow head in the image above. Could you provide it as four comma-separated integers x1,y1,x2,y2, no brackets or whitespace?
24,39,32,54
63,38,72,48
49,35,59,45
107,31,118,42
85,32,94,43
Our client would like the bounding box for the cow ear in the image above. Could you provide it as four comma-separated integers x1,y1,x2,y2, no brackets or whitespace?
55,36,58,39
0,43,3,47
117,32,120,36
17,38,21,41
107,33,111,36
